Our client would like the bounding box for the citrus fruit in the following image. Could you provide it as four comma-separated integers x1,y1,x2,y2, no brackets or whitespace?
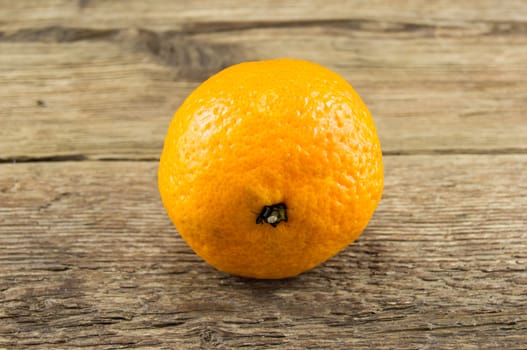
158,58,383,279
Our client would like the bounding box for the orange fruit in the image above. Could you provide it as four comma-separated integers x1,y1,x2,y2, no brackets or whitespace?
158,59,383,279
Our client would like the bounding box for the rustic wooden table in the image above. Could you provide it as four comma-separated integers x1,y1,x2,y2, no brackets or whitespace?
1,1,527,349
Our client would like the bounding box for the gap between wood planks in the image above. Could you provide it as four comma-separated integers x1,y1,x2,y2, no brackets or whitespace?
1,148,527,164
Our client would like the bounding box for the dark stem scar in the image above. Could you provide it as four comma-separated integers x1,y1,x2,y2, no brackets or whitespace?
256,203,288,227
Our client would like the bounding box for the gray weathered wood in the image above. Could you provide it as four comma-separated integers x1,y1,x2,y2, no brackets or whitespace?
1,155,526,348
1,21,527,160
2,1,527,348
1,0,527,31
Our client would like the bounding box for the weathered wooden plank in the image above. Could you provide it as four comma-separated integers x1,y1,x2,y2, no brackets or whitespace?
1,21,526,160
1,155,526,348
1,0,526,31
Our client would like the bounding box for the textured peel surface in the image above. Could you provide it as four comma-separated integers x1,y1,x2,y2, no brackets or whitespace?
158,59,384,279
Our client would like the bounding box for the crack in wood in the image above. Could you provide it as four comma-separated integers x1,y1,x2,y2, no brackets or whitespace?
382,148,527,156
0,26,120,43
0,154,88,163
1,148,526,164
37,192,74,211
1,19,527,41
378,318,527,334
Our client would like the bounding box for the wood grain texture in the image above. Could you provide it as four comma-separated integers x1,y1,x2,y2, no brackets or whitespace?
1,0,527,31
1,155,526,348
2,1,527,348
1,20,527,160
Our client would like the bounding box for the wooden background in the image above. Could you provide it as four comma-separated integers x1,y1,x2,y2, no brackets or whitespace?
1,1,526,348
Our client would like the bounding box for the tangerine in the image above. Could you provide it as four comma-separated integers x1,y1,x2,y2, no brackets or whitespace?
158,59,383,279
